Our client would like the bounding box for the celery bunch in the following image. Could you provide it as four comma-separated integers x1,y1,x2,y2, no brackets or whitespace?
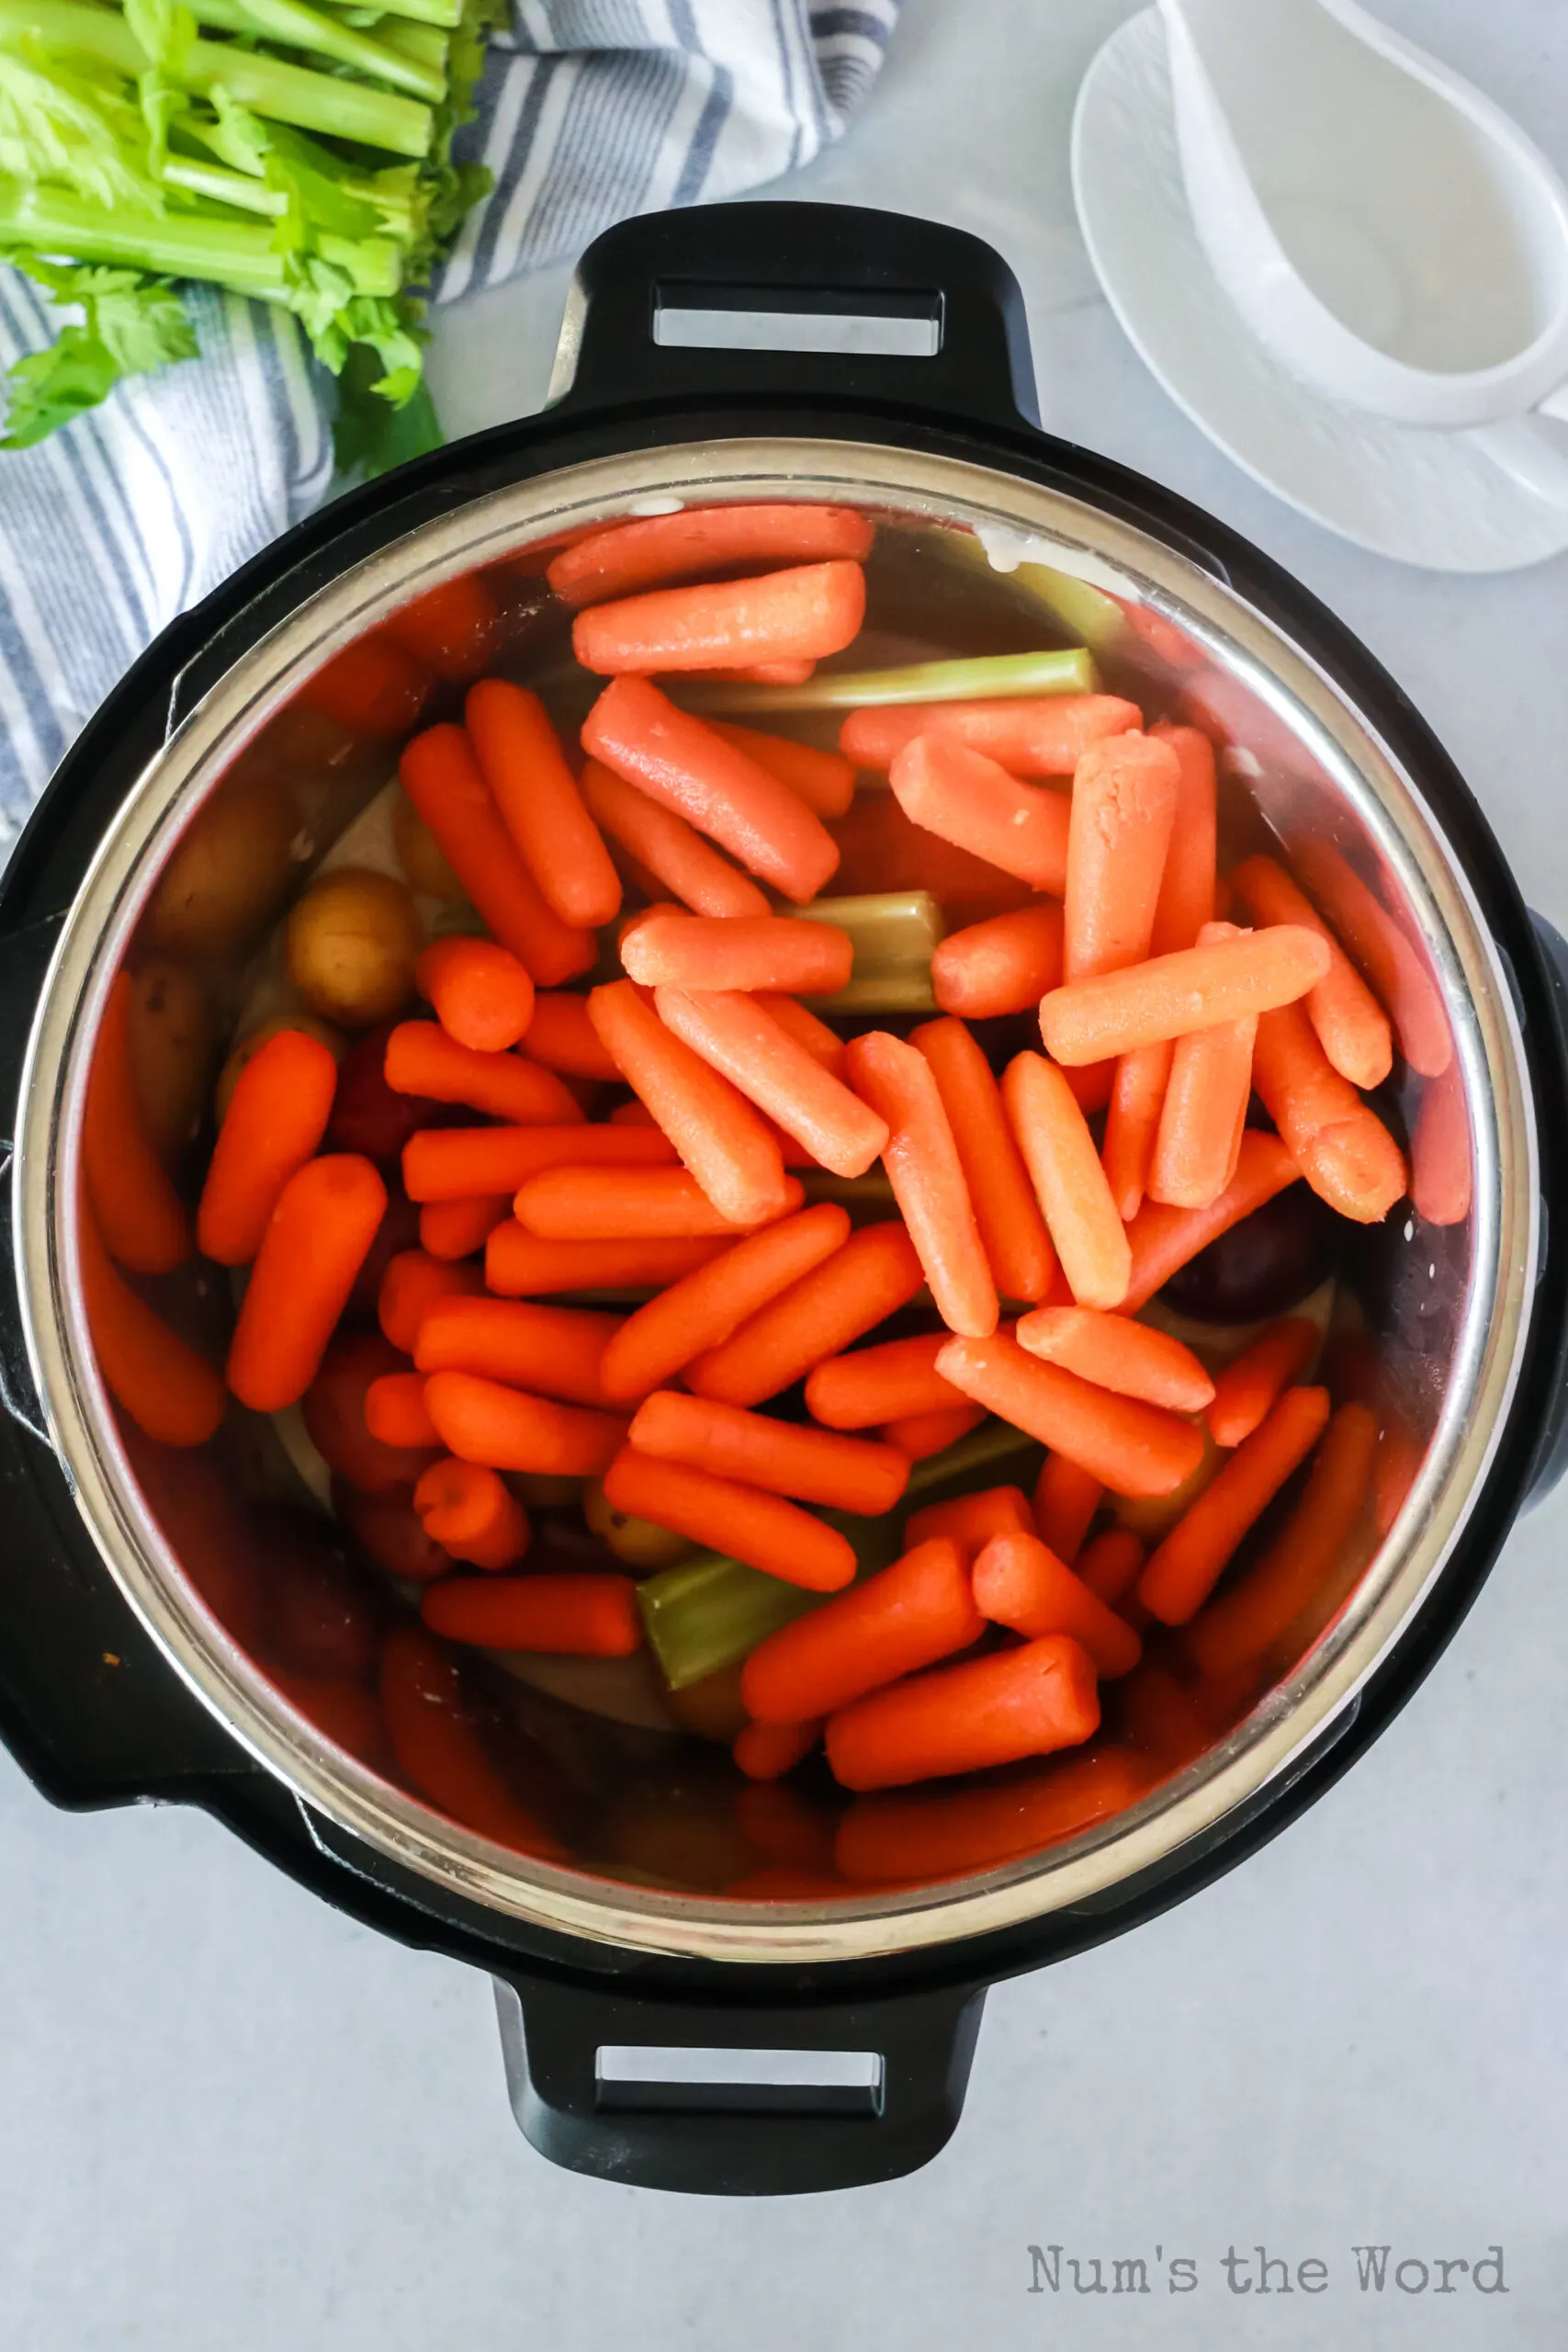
0,0,502,467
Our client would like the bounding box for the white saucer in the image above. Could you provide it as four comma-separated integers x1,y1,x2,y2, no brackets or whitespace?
1070,8,1568,573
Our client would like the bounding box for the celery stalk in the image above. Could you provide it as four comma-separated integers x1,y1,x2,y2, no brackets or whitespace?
904,1417,1041,1498
675,648,1100,715
160,160,289,218
798,891,943,1014
320,0,462,24
186,0,448,102
0,184,401,297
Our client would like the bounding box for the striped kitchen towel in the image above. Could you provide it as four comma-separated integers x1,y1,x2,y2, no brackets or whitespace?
0,0,901,849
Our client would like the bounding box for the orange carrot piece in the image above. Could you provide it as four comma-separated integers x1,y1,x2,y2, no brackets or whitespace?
1251,999,1408,1223
465,679,622,929
415,937,535,1056
910,1016,1057,1305
301,1330,434,1493
485,1225,727,1296
972,1530,1142,1678
379,1626,567,1856
1287,837,1450,1077
1207,1316,1318,1448
882,1403,987,1459
1015,1306,1214,1411
398,724,593,986
628,1389,909,1516
385,574,499,682
1064,731,1180,982
936,1331,1205,1498
404,1120,667,1204
598,1204,850,1402
1137,1385,1332,1624
827,790,1035,924
226,1155,386,1412
1002,1052,1131,1311
83,968,192,1274
414,1296,622,1408
419,1195,511,1261
840,694,1142,777
904,1484,1035,1556
1040,925,1331,1065
805,1332,962,1430
515,1164,803,1239
707,721,856,817
78,1197,224,1447
755,991,847,1077
888,735,1071,892
578,759,771,918
521,992,622,1080
742,1537,982,1725
378,1249,485,1352
834,1746,1154,1882
603,1446,856,1591
931,904,1066,1020
364,1371,440,1452
1122,1131,1303,1312
1149,919,1258,1209
423,1571,642,1655
1186,1402,1377,1676
1411,1059,1472,1227
384,1023,582,1127
733,1717,823,1781
301,631,431,737
688,1220,923,1408
1074,1526,1145,1607
588,977,793,1227
825,1634,1100,1792
623,912,852,995
845,1029,998,1339
701,658,819,685
1101,1040,1173,1223
423,1368,627,1476
551,504,873,605
582,678,840,902
413,1456,529,1569
1230,852,1393,1090
197,1027,337,1267
1032,1450,1102,1561
655,987,888,1180
1147,723,1217,955
573,560,865,676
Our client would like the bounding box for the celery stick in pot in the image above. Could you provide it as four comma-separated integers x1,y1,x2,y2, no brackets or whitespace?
673,647,1100,714
799,891,944,1013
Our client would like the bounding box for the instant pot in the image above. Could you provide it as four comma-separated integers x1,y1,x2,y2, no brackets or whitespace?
3,203,1567,2197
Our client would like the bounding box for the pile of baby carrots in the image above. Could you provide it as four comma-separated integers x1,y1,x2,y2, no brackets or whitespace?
82,496,1463,1818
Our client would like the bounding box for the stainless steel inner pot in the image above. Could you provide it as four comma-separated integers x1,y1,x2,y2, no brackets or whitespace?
14,442,1532,1970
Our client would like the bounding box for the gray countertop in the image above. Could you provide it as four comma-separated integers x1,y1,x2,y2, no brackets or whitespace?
5,2,1567,2343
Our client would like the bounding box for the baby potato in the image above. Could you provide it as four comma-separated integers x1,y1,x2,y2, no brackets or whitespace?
583,1475,696,1568
286,866,423,1029
663,1660,750,1745
127,958,213,1159
145,779,304,958
391,787,466,902
216,1012,345,1125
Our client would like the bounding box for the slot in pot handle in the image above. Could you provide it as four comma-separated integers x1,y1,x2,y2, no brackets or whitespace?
547,200,1039,432
493,1969,986,2195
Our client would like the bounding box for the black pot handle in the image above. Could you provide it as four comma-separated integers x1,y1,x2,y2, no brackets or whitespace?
1522,910,1568,1503
548,200,1039,433
493,1968,986,2195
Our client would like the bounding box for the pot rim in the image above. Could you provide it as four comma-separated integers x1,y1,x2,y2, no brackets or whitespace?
14,436,1538,1966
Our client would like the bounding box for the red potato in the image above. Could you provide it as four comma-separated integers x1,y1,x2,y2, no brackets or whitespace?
300,1330,438,1495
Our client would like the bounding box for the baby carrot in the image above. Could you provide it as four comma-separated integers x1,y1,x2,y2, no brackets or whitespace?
1074,1526,1145,1607
415,1296,623,1408
1064,732,1180,981
1230,853,1393,1090
1411,1059,1472,1227
414,1457,530,1569
486,1226,728,1295
936,1332,1205,1498
733,1718,823,1781
1015,1306,1214,1412
79,1198,224,1447
515,1165,804,1239
888,736,1071,891
227,1156,387,1413
404,1121,666,1204
603,1447,857,1591
1122,1131,1302,1311
599,1204,850,1401
628,1389,910,1516
1149,920,1258,1209
521,992,622,1080
1101,1040,1173,1222
423,1572,643,1656
423,1368,627,1476
1250,1000,1408,1224
582,679,840,901
1040,926,1331,1065
588,978,792,1227
972,1531,1142,1678
385,573,498,682
655,987,889,1180
302,1332,434,1494
688,1220,924,1407
904,1484,1035,1555
398,724,594,986
1032,1450,1102,1561
302,631,430,738
883,1403,987,1458
573,560,866,676
834,1746,1153,1882
825,1634,1100,1792
840,694,1142,777
578,760,771,918
702,659,818,685
415,937,535,1055
83,968,191,1274
419,1195,512,1261
384,1023,582,1126
364,1372,440,1451
741,1537,982,1725
623,912,852,995
931,904,1066,1020
1207,1316,1318,1449
1137,1385,1332,1624
378,1249,484,1352
846,1029,998,1339
1287,837,1450,1077
805,1332,963,1430
1002,1052,1130,1311
911,1016,1057,1305
197,1027,337,1267
379,1626,568,1857
465,679,622,929
706,722,856,818
547,503,874,604
1147,723,1217,955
